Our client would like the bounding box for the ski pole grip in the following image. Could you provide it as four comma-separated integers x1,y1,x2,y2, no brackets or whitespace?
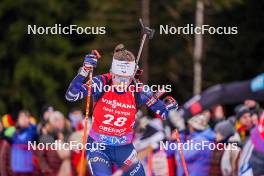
92,50,101,59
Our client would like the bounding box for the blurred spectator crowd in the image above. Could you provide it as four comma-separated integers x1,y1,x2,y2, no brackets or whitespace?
0,99,263,176
0,106,86,176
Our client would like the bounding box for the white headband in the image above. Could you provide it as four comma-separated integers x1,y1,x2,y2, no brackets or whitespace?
111,58,136,76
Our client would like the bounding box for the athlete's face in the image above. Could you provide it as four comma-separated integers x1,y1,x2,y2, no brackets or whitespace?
111,73,132,89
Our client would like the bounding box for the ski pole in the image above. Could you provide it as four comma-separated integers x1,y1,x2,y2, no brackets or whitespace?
134,18,155,78
147,149,153,176
174,129,189,176
79,50,101,176
136,18,155,64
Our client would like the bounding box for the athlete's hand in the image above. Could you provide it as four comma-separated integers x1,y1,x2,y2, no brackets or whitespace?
164,96,178,111
78,50,101,77
83,53,98,68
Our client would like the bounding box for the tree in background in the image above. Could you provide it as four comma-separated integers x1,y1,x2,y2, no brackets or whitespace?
0,0,140,117
0,0,85,115
193,0,204,95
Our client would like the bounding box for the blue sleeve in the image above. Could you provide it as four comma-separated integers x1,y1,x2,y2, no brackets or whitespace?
179,135,212,162
65,74,104,102
138,85,169,119
13,125,37,144
28,125,37,142
165,140,201,162
180,140,201,162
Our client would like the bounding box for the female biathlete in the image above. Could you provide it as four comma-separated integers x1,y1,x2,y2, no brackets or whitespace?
66,44,177,176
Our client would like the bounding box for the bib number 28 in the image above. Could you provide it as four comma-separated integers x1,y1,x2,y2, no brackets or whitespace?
102,114,127,127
